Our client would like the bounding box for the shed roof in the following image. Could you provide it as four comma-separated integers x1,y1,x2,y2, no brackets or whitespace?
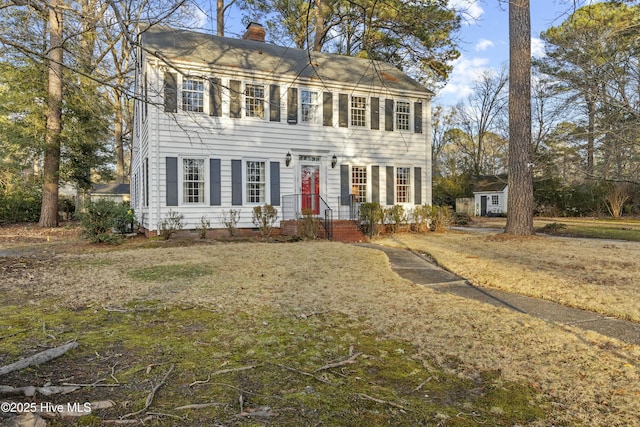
473,175,508,193
92,183,130,195
140,25,432,96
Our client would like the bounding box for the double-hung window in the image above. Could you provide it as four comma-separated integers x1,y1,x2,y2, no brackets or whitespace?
351,166,367,203
396,101,410,131
182,78,204,112
301,90,319,124
396,167,410,203
246,161,266,203
245,84,265,119
492,195,499,205
183,158,205,203
351,96,366,127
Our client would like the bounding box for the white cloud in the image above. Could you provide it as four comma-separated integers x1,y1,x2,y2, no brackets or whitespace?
435,54,493,106
449,0,484,24
475,39,494,52
531,37,546,58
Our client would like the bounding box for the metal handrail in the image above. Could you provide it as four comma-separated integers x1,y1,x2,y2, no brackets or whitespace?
281,193,334,240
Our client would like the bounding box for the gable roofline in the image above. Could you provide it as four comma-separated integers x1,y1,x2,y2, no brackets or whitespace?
138,25,433,97
472,174,508,193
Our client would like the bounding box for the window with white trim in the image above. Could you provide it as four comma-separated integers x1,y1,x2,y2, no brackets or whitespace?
351,166,367,203
182,78,204,112
492,195,499,205
245,84,265,119
396,101,410,131
351,96,366,127
396,167,410,203
182,158,205,203
301,90,319,123
246,160,266,203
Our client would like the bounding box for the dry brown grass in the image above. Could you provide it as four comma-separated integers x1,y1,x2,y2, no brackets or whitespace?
2,234,638,425
379,232,640,322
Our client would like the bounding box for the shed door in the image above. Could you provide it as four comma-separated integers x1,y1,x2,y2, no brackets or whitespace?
481,196,487,216
301,165,320,215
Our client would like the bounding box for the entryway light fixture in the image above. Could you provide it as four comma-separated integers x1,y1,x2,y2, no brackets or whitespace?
285,151,292,167
331,154,338,168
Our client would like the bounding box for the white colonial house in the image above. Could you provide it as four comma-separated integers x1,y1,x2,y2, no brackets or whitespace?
130,23,433,237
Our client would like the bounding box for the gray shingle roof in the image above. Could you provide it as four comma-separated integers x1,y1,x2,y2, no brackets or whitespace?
140,26,432,96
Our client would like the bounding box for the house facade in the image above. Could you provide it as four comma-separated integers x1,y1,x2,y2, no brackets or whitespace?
130,24,433,235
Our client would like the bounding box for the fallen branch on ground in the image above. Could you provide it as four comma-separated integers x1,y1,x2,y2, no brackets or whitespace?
0,385,79,396
174,402,226,410
314,351,362,372
357,393,409,411
121,363,174,419
0,341,78,377
275,364,334,385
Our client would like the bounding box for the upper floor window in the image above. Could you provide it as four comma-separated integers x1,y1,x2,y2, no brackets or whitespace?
245,84,265,119
396,101,410,131
301,90,320,124
351,166,367,203
396,167,410,203
246,160,266,203
351,96,366,127
182,78,204,112
183,158,205,203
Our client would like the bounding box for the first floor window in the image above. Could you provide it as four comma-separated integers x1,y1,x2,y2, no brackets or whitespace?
492,195,499,205
246,160,266,203
351,96,366,127
396,101,410,130
396,167,410,203
351,166,367,203
246,84,265,118
183,158,205,203
182,78,204,112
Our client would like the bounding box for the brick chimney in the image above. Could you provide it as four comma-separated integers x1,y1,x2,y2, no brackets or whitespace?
242,22,266,43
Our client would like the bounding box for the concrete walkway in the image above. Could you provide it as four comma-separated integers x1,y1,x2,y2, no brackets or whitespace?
358,243,640,346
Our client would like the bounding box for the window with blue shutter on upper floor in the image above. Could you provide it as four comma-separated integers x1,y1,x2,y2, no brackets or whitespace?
245,84,265,119
301,89,320,124
351,96,367,127
395,101,411,131
182,78,204,113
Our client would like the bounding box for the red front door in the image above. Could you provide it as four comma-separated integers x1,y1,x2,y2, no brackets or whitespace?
301,165,320,215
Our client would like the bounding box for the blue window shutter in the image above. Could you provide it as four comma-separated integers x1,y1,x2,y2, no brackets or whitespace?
386,166,394,205
338,94,348,128
166,157,178,206
287,87,297,124
270,162,280,206
229,80,241,118
164,72,177,113
371,166,379,203
385,99,394,131
231,159,242,205
370,97,380,130
210,159,221,205
270,84,281,122
414,167,422,205
209,77,221,117
323,92,333,126
340,164,350,205
414,102,423,134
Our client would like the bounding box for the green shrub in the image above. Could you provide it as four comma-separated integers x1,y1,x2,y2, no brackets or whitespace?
159,209,184,240
384,205,407,233
252,204,278,239
0,185,42,223
58,197,76,220
81,199,132,244
411,205,431,232
359,202,384,236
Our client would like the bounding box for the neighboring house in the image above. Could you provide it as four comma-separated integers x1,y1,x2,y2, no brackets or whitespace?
130,23,433,236
90,183,131,204
473,175,508,216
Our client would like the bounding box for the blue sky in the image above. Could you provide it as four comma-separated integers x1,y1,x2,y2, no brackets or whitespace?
192,0,597,106
436,0,599,106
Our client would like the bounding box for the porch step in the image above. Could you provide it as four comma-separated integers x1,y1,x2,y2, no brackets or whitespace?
321,220,366,243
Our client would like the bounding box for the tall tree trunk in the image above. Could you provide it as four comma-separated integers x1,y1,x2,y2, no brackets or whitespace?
115,97,125,183
313,0,324,51
39,0,63,228
217,0,224,36
505,0,534,235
